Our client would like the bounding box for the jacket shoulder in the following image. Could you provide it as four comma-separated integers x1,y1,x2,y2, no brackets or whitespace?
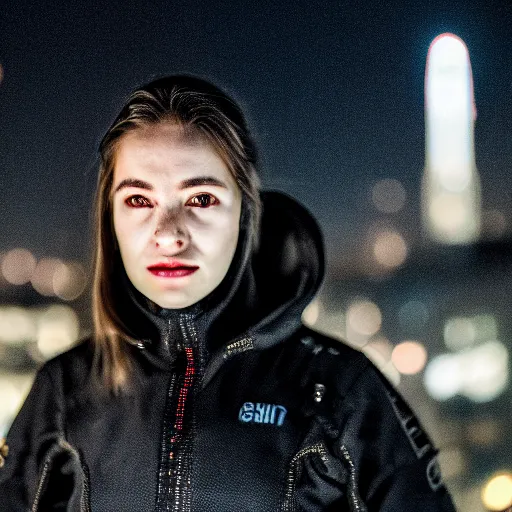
294,327,454,504
40,338,95,390
289,325,372,396
297,325,367,360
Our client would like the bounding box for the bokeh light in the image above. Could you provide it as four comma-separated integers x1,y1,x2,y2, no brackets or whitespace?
362,337,401,386
444,314,497,351
31,258,65,296
36,305,80,359
424,353,461,401
371,179,406,214
302,299,320,326
373,230,407,268
482,473,512,511
315,310,346,340
1,248,37,285
391,341,428,375
0,307,37,345
425,341,508,402
444,317,476,350
346,300,382,338
461,341,508,403
429,33,468,68
53,261,87,301
423,33,481,245
428,195,469,236
363,336,393,365
437,448,466,479
0,375,34,436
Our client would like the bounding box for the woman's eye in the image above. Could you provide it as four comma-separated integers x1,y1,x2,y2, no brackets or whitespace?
125,195,152,208
186,194,219,208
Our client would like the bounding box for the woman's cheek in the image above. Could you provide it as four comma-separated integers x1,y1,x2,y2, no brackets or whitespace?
115,214,145,254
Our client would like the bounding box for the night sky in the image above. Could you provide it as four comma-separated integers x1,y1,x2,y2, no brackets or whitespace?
1,0,511,271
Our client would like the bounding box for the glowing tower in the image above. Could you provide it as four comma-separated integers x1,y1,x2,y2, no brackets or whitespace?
422,33,481,244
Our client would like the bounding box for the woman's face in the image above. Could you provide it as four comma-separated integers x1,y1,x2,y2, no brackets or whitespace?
112,124,242,309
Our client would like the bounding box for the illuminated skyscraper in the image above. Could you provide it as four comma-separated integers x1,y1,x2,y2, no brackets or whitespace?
422,33,481,244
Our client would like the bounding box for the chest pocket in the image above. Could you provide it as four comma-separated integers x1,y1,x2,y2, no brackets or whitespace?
32,438,90,512
279,381,358,512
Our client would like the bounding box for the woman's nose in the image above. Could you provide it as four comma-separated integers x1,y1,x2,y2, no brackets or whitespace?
153,210,189,252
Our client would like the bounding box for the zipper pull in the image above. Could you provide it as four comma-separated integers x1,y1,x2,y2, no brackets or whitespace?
313,383,326,403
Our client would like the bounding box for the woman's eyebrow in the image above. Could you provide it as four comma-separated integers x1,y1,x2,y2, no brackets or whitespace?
113,176,228,194
178,176,228,189
114,178,153,193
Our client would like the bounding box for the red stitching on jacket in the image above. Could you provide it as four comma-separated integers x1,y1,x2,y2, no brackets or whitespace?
169,347,195,460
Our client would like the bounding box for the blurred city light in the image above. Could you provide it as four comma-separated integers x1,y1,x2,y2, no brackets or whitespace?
364,336,393,363
422,33,481,244
372,230,407,268
36,305,80,359
371,178,406,214
444,317,476,350
0,307,36,344
346,299,382,342
302,299,321,326
425,341,508,402
0,374,34,437
53,261,87,301
362,336,401,386
424,353,461,401
481,473,512,511
437,447,466,480
1,248,37,285
444,314,497,351
31,258,65,296
314,310,346,340
461,341,508,403
391,340,428,375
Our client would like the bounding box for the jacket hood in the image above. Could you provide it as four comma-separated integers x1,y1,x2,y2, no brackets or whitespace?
117,191,324,370
243,191,324,349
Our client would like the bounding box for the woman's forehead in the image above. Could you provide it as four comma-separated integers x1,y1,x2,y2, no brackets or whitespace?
113,125,237,189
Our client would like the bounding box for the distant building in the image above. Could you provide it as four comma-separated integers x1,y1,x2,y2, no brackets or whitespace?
422,33,481,244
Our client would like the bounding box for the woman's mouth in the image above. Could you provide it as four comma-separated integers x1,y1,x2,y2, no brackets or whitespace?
147,262,199,278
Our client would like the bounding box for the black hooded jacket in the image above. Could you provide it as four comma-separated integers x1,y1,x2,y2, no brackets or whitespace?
0,191,456,511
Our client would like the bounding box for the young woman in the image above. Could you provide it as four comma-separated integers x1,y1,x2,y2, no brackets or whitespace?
0,75,456,511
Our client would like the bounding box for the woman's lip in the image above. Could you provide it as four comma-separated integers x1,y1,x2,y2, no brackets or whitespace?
147,261,198,269
148,267,199,278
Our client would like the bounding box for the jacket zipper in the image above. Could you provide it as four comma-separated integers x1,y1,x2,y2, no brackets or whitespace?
339,445,367,512
80,459,91,512
156,315,196,512
281,442,328,512
31,455,52,512
156,371,177,510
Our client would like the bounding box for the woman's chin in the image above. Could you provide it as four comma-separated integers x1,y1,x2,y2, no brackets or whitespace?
144,289,204,310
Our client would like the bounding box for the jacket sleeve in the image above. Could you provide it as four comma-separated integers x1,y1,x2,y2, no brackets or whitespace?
0,364,64,511
340,363,457,511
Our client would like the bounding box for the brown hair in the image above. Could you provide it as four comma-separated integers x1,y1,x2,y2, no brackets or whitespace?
92,75,261,392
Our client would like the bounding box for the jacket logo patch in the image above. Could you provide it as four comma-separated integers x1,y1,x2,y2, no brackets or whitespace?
238,402,287,426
